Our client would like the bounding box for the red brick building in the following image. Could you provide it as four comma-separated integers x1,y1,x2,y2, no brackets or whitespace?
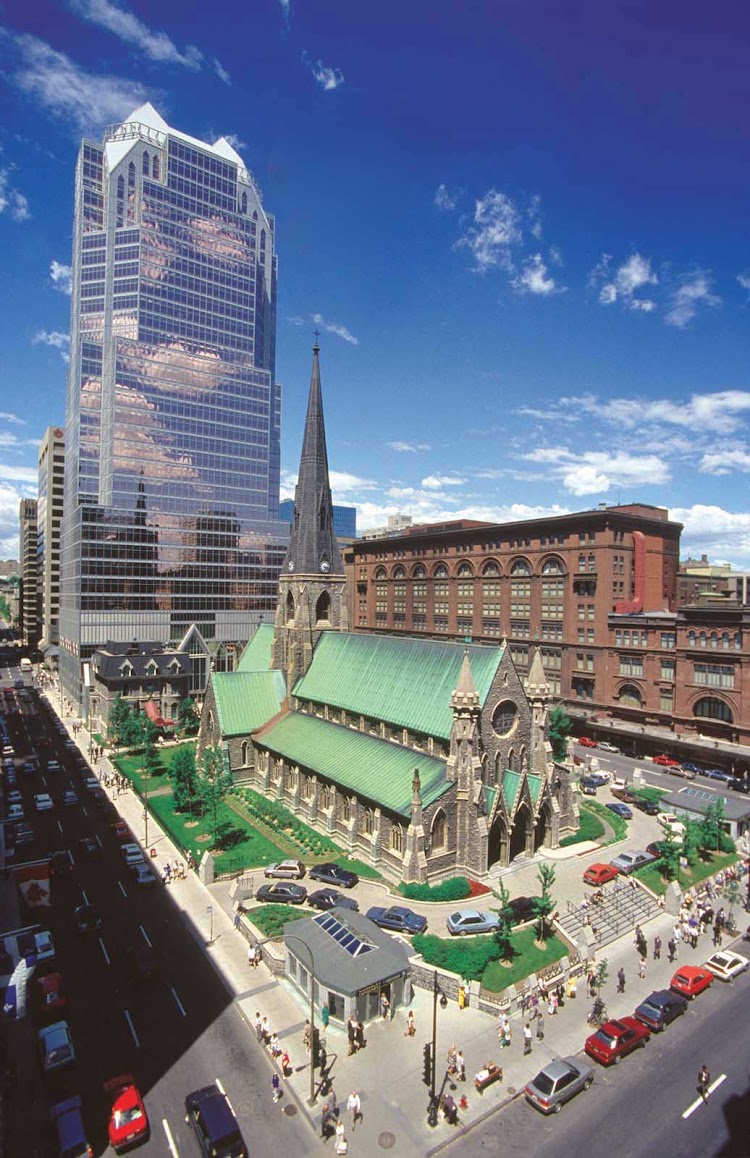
344,504,750,748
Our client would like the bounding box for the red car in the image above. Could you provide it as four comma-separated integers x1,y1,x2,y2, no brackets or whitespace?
112,821,132,843
652,754,679,767
36,972,67,1017
105,1075,149,1153
583,863,620,887
578,737,598,748
584,1016,651,1065
670,966,714,999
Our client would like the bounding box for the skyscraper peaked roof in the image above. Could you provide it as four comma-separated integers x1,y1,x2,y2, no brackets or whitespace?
283,342,343,576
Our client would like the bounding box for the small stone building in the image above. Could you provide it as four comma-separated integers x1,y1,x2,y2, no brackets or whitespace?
88,639,192,736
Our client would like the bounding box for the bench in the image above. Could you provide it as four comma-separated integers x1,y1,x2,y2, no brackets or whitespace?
474,1063,503,1093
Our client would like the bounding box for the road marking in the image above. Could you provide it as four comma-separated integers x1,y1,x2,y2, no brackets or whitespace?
215,1078,237,1115
99,937,110,966
118,880,127,899
139,924,152,947
124,1009,140,1049
163,1118,180,1158
81,889,89,905
56,820,62,835
95,832,102,848
682,1074,727,1118
170,986,186,1017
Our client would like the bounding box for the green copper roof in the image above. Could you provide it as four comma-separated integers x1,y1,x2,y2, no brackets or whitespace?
258,712,450,817
528,774,543,806
212,670,285,736
236,623,276,672
294,633,503,740
483,785,497,816
501,770,523,812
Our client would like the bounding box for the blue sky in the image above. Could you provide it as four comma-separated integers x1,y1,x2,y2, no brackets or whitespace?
1,1,749,565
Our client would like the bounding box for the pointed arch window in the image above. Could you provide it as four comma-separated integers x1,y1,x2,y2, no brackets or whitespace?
240,190,248,213
390,824,403,853
431,809,447,850
142,152,150,176
152,154,160,180
362,808,374,835
241,740,250,766
494,751,503,783
315,591,331,623
285,590,295,623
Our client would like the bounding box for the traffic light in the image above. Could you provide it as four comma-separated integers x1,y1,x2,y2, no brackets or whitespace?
422,1042,432,1087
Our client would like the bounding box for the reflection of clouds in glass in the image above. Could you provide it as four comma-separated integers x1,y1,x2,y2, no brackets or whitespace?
119,339,225,395
188,214,252,265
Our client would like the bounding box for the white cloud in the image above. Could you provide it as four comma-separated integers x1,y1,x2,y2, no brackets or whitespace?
310,313,358,346
737,272,750,291
10,33,152,133
222,132,245,152
278,0,291,28
457,189,521,272
512,253,560,296
303,53,345,91
214,59,231,85
33,330,70,363
50,260,72,295
387,441,431,453
523,446,669,495
421,475,465,489
434,184,460,212
666,272,721,328
594,252,658,311
672,505,750,568
0,167,30,221
629,298,656,312
0,413,24,425
547,390,750,436
70,0,205,70
700,448,750,475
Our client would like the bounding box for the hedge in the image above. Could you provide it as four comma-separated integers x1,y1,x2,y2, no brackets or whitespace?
411,932,500,981
400,877,472,902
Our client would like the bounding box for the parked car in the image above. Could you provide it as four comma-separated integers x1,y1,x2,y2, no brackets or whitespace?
578,737,598,748
307,888,359,912
7,803,23,821
583,863,619,887
50,851,73,879
633,989,688,1031
62,791,78,807
701,768,734,783
609,849,656,875
255,882,307,905
77,835,101,858
525,1056,594,1114
652,754,680,767
597,742,621,753
185,1083,247,1158
635,799,661,816
6,790,21,807
51,1096,92,1158
74,904,102,935
584,1016,650,1065
666,766,696,780
105,1074,150,1153
611,789,639,805
264,859,306,880
508,896,537,924
658,813,686,836
11,822,34,846
579,778,598,796
670,965,713,999
366,905,428,934
39,1020,75,1072
606,802,633,820
680,762,706,776
112,820,132,842
308,862,359,889
728,777,750,794
446,909,501,936
703,951,749,982
582,771,609,788
132,862,158,888
46,760,61,773
121,843,145,866
36,972,68,1018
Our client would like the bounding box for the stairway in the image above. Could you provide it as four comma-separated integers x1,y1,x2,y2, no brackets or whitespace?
558,880,662,951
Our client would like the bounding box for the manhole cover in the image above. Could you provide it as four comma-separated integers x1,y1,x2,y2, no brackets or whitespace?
378,1131,396,1149
282,1104,297,1117
506,1086,517,1096
480,1134,503,1151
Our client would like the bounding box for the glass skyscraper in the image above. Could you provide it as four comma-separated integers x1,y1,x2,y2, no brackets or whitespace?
60,104,287,709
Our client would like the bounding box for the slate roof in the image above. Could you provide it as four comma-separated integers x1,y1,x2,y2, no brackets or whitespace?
92,645,190,681
284,908,414,996
257,712,450,817
211,671,285,736
236,623,276,672
293,633,503,740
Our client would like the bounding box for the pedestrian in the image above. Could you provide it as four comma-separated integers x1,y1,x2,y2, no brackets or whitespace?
379,991,390,1019
523,1023,532,1055
617,967,626,994
355,1021,366,1051
254,1011,263,1042
334,1119,348,1155
321,1104,336,1139
698,1065,711,1104
653,935,662,961
638,956,646,980
247,944,256,968
268,1033,281,1059
347,1090,362,1130
303,1020,312,1054
280,1051,291,1078
260,1016,270,1043
536,1012,544,1040
322,1003,329,1030
502,1022,512,1048
404,1009,416,1037
441,1094,458,1125
347,1016,357,1055
447,1044,458,1075
456,1050,466,1082
458,983,467,1010
272,1072,281,1104
713,924,722,948
567,977,577,1000
667,937,677,963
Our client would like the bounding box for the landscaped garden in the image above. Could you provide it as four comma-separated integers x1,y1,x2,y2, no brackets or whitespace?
412,924,569,990
635,848,738,896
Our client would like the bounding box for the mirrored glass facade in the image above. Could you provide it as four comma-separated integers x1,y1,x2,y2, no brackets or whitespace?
60,106,287,707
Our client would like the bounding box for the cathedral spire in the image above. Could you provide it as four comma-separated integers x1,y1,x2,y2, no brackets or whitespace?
282,340,342,577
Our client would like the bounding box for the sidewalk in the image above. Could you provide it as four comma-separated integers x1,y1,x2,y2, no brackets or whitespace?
40,682,745,1156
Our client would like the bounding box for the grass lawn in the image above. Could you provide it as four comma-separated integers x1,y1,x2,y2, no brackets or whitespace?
244,903,299,939
632,786,667,804
560,804,606,847
635,849,739,896
413,925,569,990
482,928,569,992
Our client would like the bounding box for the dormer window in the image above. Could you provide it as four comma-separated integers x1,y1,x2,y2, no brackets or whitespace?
145,660,159,676
120,660,134,677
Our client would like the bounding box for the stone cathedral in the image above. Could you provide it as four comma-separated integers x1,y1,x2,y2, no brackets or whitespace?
198,343,578,882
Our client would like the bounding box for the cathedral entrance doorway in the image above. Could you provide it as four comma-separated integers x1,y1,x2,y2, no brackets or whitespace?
534,804,551,851
509,804,532,861
487,815,508,869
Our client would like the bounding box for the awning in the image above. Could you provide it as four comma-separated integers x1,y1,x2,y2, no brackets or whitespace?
144,700,173,728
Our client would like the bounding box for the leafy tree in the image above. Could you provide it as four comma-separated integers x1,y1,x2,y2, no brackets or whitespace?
177,697,200,737
121,707,144,751
492,878,515,962
171,745,198,811
657,824,682,881
548,706,573,763
108,694,131,747
533,862,556,945
681,819,703,867
699,798,727,853
198,745,231,842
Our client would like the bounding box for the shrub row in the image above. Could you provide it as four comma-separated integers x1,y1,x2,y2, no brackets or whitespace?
239,789,340,857
399,877,472,902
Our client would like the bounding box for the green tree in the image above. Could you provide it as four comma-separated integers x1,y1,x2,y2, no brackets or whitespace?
171,745,198,811
492,878,515,962
198,745,231,843
121,707,145,751
699,798,727,853
657,824,681,881
177,697,200,737
533,862,556,945
548,705,573,763
681,818,703,867
108,695,131,747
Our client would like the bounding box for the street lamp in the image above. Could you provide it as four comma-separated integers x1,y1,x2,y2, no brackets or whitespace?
427,970,448,1128
284,933,319,1107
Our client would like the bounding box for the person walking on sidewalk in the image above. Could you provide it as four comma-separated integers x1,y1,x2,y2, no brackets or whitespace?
271,1073,281,1104
404,1009,416,1037
667,937,677,963
536,1012,544,1040
303,1019,312,1054
617,967,626,994
379,992,390,1020
653,935,662,961
638,956,646,980
523,1023,533,1055
347,1091,362,1131
456,1051,466,1082
334,1119,348,1155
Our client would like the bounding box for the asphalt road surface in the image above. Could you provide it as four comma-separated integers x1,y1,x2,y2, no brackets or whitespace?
2,678,312,1157
443,948,750,1158
572,741,750,805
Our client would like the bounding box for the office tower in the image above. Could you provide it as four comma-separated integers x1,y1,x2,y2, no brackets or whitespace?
37,427,65,662
59,104,287,710
19,498,39,649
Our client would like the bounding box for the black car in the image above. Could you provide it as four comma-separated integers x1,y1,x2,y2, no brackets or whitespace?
50,851,73,879
635,799,661,816
308,862,359,889
77,835,100,858
633,989,688,1031
728,777,749,794
308,887,359,912
508,896,536,924
255,882,307,905
12,823,35,846
74,904,102,934
185,1084,247,1158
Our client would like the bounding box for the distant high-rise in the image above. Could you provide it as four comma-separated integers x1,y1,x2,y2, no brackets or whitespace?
60,104,287,709
38,426,65,659
19,498,39,649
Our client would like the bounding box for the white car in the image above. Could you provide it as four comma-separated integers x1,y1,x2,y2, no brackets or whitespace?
704,951,749,982
264,859,306,880
7,803,24,821
6,790,22,807
658,812,687,836
46,760,62,773
597,742,621,754
34,793,54,812
121,842,145,866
